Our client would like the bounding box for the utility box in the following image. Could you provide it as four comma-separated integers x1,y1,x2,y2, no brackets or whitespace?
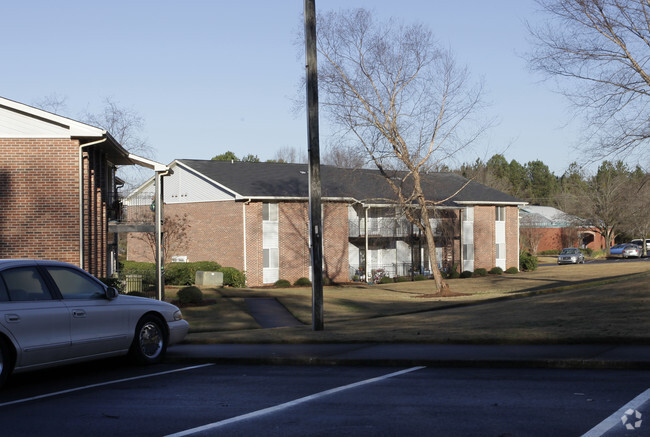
195,271,223,287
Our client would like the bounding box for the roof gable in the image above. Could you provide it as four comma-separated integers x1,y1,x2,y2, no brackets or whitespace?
0,96,105,139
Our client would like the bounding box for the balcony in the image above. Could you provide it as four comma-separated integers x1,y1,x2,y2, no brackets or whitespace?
108,192,155,233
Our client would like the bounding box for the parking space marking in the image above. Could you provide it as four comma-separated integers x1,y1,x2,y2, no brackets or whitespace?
582,388,650,436
0,363,214,408
165,366,426,437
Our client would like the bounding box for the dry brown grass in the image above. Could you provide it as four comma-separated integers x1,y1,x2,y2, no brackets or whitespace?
181,260,650,344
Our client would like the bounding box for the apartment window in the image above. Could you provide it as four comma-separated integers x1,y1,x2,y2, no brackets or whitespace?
263,203,279,283
496,206,506,222
463,244,474,261
263,203,278,221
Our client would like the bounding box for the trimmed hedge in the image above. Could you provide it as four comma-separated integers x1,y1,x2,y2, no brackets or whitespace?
489,267,504,275
506,267,519,274
474,268,488,277
177,286,204,305
294,277,311,286
274,279,291,288
460,270,473,278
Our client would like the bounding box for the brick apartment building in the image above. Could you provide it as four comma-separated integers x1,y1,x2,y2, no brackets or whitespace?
519,205,608,253
127,160,527,287
0,96,156,278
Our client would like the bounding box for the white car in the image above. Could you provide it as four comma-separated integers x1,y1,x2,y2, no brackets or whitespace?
0,259,189,386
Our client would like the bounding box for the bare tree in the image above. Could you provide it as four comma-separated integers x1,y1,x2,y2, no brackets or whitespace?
31,93,68,115
270,146,306,163
528,0,650,160
316,9,486,293
132,213,191,265
81,97,155,191
321,142,366,168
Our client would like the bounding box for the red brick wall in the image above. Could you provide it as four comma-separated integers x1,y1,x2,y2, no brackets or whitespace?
473,205,495,269
0,138,81,265
472,205,519,271
322,202,350,283
128,200,245,269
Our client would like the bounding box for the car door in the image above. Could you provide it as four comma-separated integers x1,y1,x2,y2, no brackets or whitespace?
43,266,130,357
0,267,71,367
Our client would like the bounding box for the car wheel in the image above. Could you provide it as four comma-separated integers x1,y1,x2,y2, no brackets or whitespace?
0,337,13,387
130,315,168,365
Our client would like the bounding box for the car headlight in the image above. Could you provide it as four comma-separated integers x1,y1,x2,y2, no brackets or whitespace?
173,310,183,321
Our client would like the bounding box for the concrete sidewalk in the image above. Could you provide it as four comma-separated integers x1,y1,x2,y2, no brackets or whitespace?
166,343,650,369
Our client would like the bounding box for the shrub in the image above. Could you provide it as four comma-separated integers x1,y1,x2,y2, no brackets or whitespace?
274,279,291,288
474,268,488,277
489,267,503,275
99,277,122,291
379,275,393,284
165,263,195,286
414,274,427,281
395,276,409,283
460,270,473,278
220,267,246,288
520,250,539,271
294,277,311,287
540,249,560,255
506,267,519,274
177,286,204,305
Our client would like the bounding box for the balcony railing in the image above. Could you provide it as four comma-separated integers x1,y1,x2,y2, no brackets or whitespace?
108,193,155,224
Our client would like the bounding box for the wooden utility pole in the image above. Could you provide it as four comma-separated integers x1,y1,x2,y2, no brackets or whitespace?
304,0,324,331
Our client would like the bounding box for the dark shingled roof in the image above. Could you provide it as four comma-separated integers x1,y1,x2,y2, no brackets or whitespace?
177,159,525,206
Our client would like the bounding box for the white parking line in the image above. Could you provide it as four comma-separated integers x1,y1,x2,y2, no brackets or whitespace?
0,363,214,408
165,366,427,437
582,388,650,436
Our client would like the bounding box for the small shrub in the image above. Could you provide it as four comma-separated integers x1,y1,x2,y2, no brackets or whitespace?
520,250,539,271
294,277,311,286
506,267,519,274
460,270,473,278
220,267,246,288
395,276,409,282
177,286,204,305
414,274,426,281
379,275,393,284
274,279,291,288
489,267,503,275
474,268,488,277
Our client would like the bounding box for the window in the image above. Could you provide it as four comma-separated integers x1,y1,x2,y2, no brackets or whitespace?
463,244,474,261
263,248,279,269
45,267,106,300
263,203,278,221
496,206,506,222
496,243,506,260
1,267,52,301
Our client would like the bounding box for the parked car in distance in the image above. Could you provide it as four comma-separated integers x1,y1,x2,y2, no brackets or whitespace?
609,244,642,258
0,259,189,387
629,239,649,252
557,248,585,265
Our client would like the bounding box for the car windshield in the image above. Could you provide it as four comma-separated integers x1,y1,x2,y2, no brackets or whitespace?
561,249,578,254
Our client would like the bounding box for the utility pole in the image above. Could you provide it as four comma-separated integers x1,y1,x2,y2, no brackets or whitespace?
304,0,324,331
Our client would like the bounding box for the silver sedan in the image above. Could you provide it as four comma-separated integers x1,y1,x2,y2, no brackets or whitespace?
0,259,189,387
557,248,585,264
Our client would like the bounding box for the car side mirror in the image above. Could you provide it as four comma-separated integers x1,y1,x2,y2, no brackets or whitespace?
106,287,119,300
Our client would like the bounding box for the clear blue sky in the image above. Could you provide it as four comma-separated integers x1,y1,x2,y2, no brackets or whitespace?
1,0,582,175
